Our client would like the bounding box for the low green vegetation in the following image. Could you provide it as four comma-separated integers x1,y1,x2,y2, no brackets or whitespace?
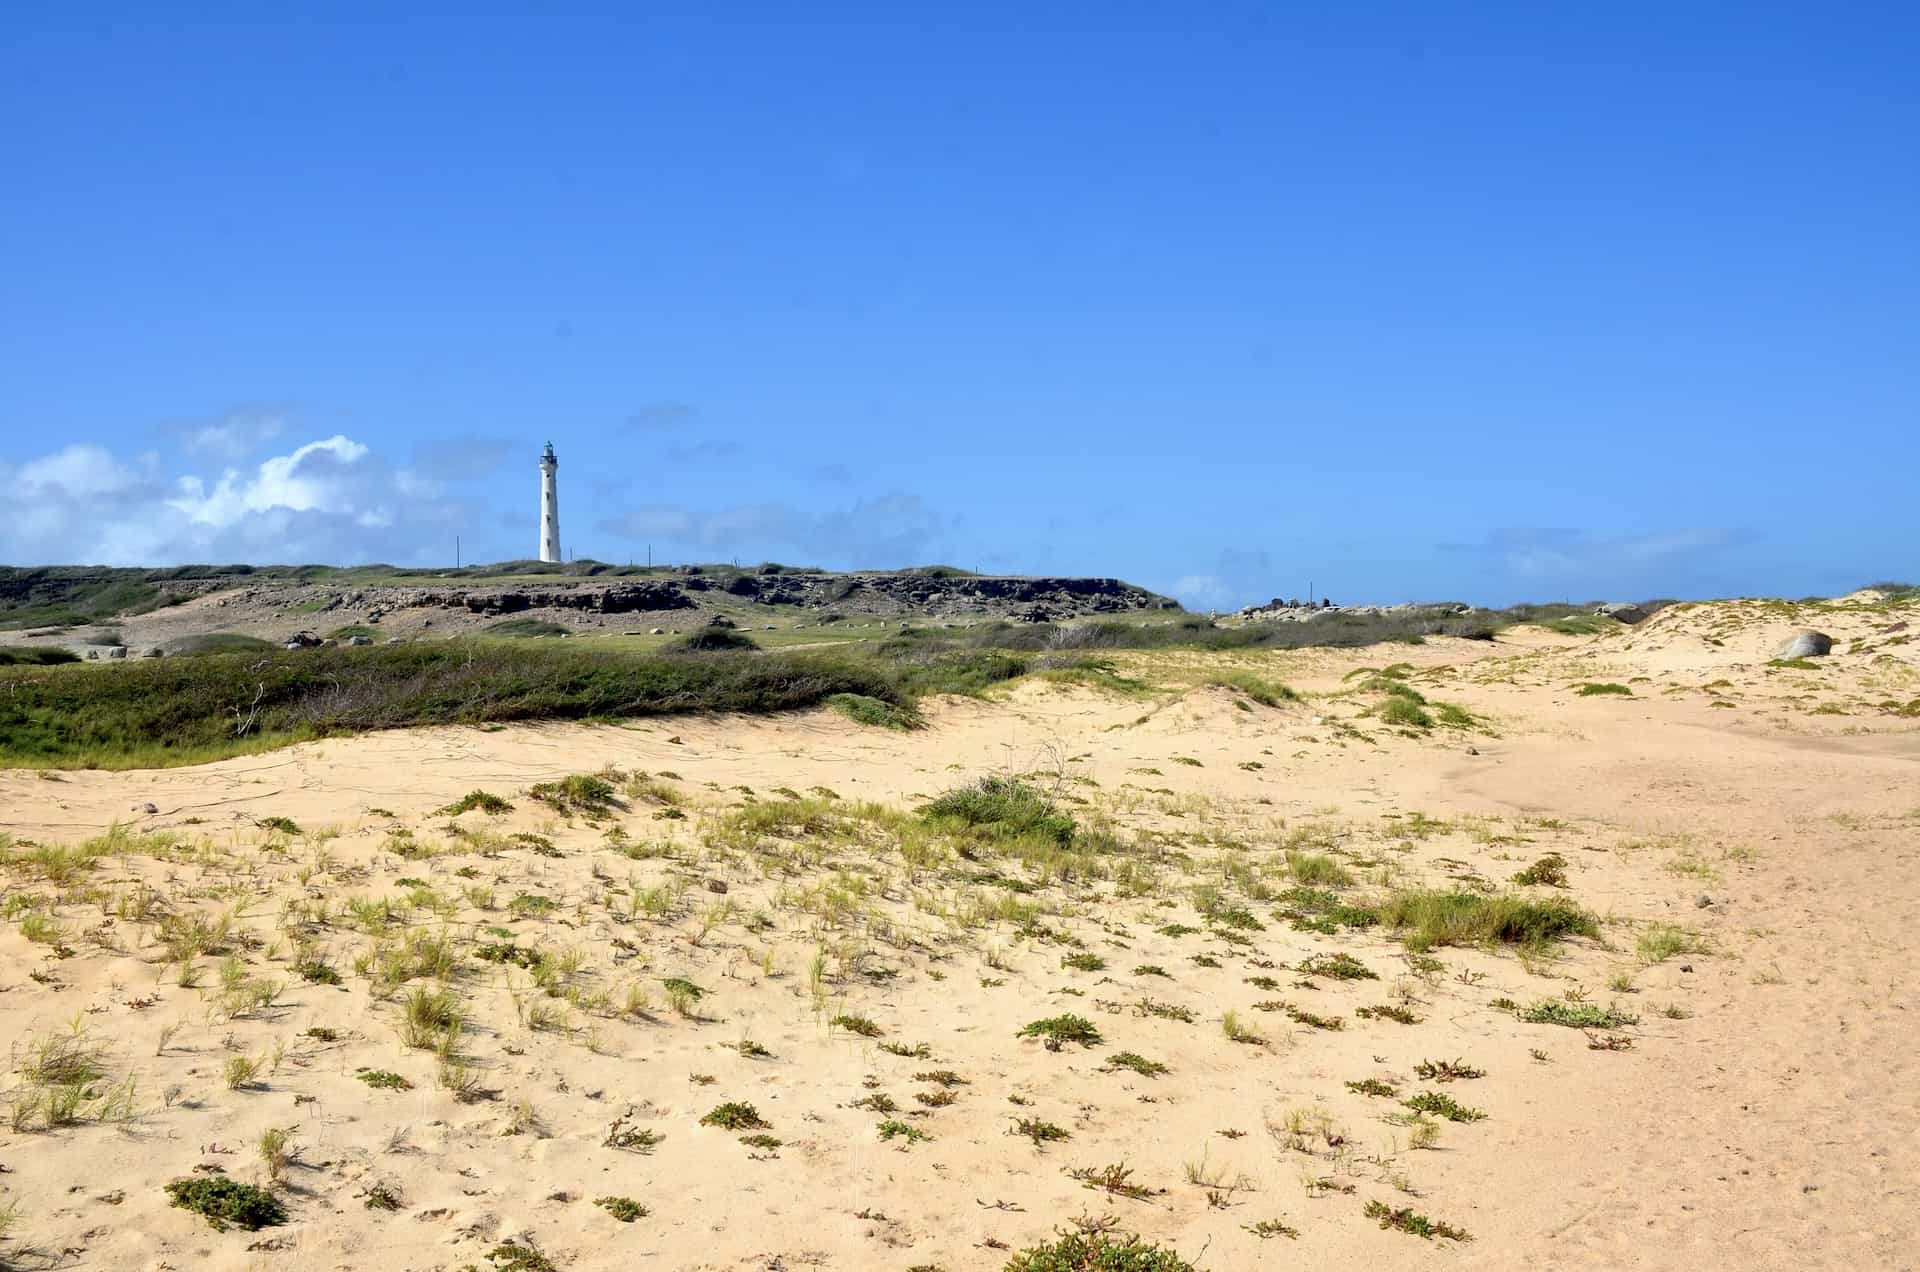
1517,999,1638,1029
1206,670,1298,706
1376,889,1598,952
924,776,1076,844
1006,1231,1196,1272
485,618,570,638
674,626,760,652
1017,1014,1103,1049
169,633,279,656
700,1102,769,1131
1364,1199,1471,1241
164,1177,287,1231
825,692,924,729
0,647,83,665
0,643,906,768
1576,682,1634,697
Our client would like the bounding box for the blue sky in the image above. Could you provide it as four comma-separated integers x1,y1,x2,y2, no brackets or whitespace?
2,3,1914,607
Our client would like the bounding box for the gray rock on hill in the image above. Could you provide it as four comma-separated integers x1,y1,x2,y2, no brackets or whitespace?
1598,602,1648,624
1775,630,1834,659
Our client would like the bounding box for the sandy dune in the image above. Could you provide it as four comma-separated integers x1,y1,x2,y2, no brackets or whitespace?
1,598,1915,1270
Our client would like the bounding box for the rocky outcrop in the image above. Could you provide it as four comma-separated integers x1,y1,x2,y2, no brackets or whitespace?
409,584,700,616
1776,630,1834,659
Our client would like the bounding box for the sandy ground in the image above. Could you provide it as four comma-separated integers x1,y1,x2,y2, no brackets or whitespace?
0,598,1915,1270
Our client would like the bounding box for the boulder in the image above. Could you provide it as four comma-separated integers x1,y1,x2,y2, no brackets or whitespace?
1598,602,1648,624
106,645,127,659
346,635,373,646
1776,630,1833,659
142,647,164,658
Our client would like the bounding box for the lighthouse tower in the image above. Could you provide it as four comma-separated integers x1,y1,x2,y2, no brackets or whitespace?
538,442,561,563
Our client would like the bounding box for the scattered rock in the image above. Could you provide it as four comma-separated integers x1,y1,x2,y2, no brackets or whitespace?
346,635,373,647
1775,630,1833,659
1695,894,1713,908
704,878,729,894
142,647,164,658
105,646,127,660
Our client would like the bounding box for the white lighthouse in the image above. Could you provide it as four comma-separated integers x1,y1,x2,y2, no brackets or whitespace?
538,441,561,563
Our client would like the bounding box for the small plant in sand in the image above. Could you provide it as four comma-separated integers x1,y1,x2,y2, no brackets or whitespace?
164,1176,287,1231
595,1195,648,1222
1518,999,1637,1029
1103,1051,1169,1077
1067,1162,1158,1200
1345,1078,1397,1098
1575,682,1633,697
923,775,1076,844
1244,1218,1299,1240
700,1102,769,1131
257,1126,297,1182
1295,952,1376,981
832,1013,883,1038
528,773,620,815
877,1118,930,1144
1221,1010,1265,1045
485,1240,559,1271
1018,1014,1104,1050
604,1109,662,1152
1006,1230,1195,1271
1354,1004,1419,1024
1061,952,1107,972
1402,1092,1486,1123
662,977,706,1018
1376,890,1598,953
356,1068,412,1091
1414,1058,1484,1082
224,1054,263,1090
1510,853,1568,886
1013,1117,1072,1147
1363,1199,1472,1241
1636,923,1706,964
439,790,513,816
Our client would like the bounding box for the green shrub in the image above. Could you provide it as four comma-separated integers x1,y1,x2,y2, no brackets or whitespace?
1017,1014,1103,1049
1379,696,1434,728
1377,889,1598,952
1576,682,1633,697
0,647,82,665
825,692,924,730
674,626,759,652
1005,1231,1196,1272
1517,999,1637,1029
700,1102,769,1131
164,1177,288,1231
0,643,905,769
1511,853,1568,886
925,776,1075,844
486,618,570,638
439,789,514,815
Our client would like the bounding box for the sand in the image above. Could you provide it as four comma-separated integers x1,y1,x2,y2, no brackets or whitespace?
1,597,1915,1270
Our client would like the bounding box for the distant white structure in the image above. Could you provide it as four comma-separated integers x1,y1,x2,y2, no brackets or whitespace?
538,441,561,563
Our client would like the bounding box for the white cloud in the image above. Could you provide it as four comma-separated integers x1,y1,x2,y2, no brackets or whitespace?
16,444,139,497
177,408,286,460
168,435,371,527
1170,574,1234,607
0,434,459,566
